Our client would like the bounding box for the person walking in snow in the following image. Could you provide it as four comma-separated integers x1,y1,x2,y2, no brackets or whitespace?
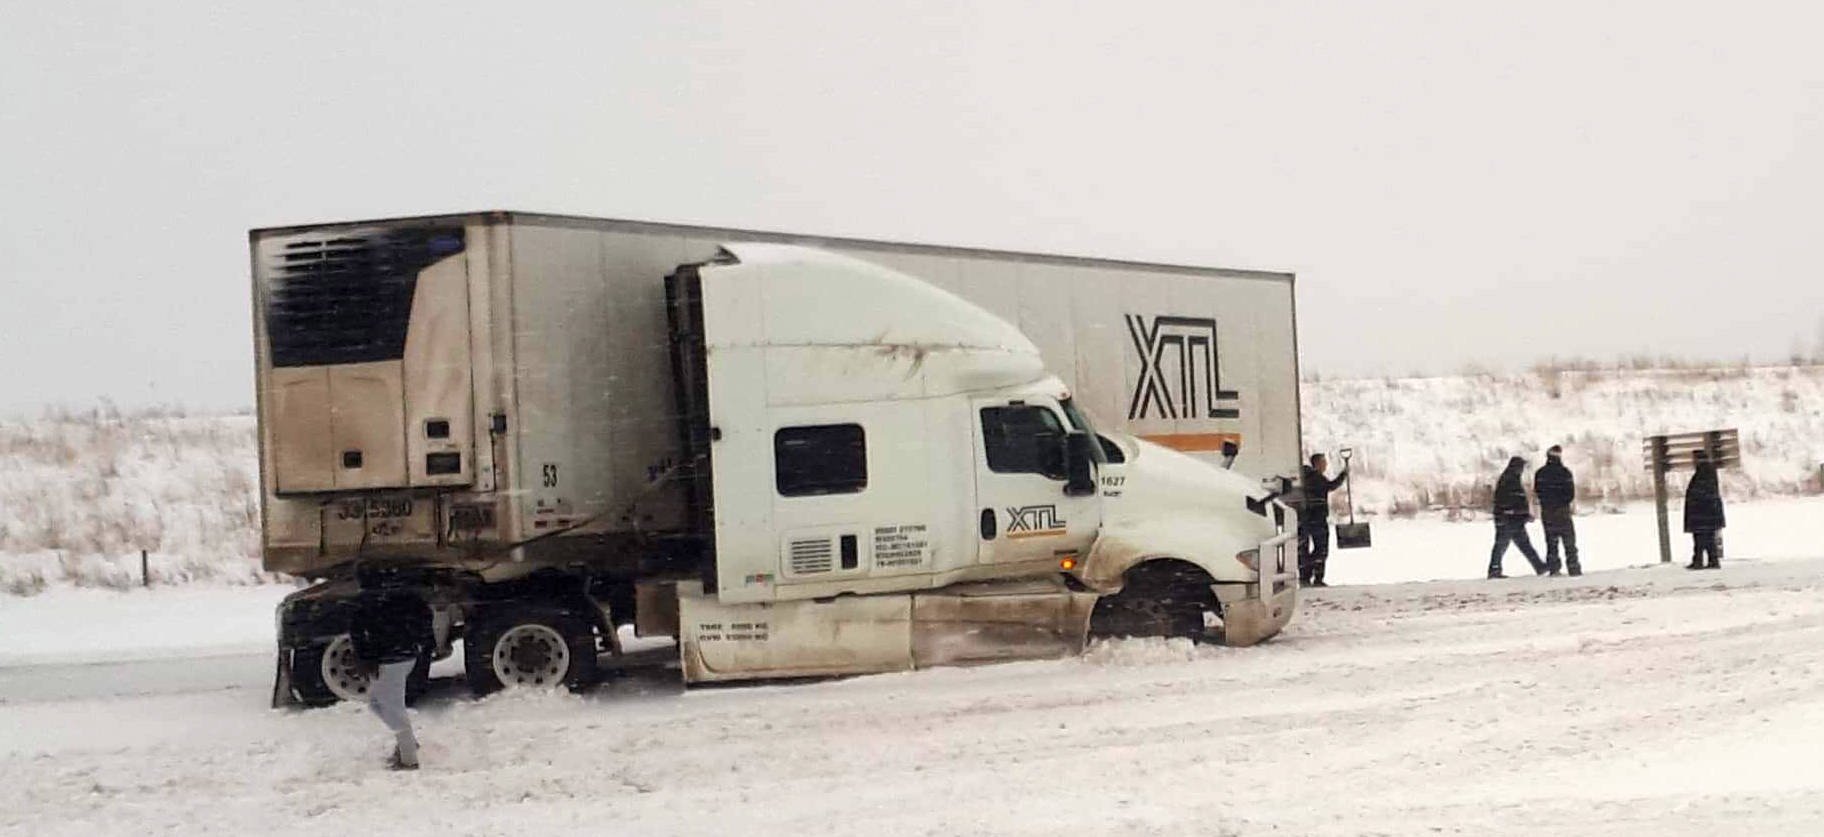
351,563,433,771
1684,450,1726,570
1488,456,1546,579
1297,452,1350,587
1533,445,1581,577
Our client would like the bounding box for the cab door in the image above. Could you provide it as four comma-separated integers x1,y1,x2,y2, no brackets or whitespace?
971,397,1100,566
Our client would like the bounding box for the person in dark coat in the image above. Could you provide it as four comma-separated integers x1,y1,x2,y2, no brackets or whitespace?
1297,452,1349,587
1533,445,1581,577
1488,456,1546,579
351,563,434,770
1683,450,1726,570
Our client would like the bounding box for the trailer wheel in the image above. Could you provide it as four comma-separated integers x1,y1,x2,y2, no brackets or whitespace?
291,634,370,706
1088,560,1220,642
464,611,597,697
288,635,431,708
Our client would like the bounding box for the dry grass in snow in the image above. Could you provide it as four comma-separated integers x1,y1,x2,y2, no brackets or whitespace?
7,361,1824,595
1304,363,1824,519
0,405,271,595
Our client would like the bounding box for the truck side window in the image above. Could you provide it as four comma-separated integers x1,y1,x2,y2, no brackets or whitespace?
980,406,1066,479
1096,434,1126,464
775,424,868,496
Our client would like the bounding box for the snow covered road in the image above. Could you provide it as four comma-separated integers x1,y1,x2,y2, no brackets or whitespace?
4,556,1823,835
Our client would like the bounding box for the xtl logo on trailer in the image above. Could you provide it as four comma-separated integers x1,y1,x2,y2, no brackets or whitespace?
1126,315,1241,421
1006,504,1068,539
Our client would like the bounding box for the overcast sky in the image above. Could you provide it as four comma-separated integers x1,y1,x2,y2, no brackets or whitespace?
4,1,1822,412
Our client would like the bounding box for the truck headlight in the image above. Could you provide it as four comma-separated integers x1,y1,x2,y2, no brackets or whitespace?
1233,548,1260,571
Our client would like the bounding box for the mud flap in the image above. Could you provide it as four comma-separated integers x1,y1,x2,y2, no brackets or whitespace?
1220,531,1298,647
270,648,296,709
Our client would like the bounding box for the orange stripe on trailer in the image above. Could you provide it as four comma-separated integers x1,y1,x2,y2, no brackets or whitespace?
1139,432,1243,453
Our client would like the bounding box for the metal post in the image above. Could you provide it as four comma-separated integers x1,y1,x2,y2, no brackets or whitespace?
141,549,149,587
1651,436,1671,564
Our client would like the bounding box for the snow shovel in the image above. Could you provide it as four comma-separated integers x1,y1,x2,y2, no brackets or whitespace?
1333,447,1372,549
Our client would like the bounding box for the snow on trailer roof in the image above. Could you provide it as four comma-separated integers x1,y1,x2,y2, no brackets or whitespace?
248,210,1296,285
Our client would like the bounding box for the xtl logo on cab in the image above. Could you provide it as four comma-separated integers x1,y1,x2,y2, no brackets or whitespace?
1005,504,1068,539
1126,315,1241,421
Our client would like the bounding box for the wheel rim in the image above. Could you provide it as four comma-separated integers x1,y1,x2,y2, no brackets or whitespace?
320,634,371,702
491,624,570,688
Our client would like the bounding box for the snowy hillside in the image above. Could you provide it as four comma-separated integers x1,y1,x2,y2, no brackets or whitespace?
0,407,268,594
1303,363,1824,518
5,363,1823,594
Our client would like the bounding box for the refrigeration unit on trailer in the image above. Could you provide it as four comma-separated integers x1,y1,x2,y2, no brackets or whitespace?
252,212,1302,706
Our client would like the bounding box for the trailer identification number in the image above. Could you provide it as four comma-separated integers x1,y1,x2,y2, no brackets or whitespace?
335,498,414,521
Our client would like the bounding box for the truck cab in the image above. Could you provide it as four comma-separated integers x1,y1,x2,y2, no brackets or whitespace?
665,245,1297,681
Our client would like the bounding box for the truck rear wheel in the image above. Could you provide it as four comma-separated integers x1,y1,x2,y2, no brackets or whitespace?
290,634,369,706
464,611,597,697
1088,561,1220,642
289,635,430,708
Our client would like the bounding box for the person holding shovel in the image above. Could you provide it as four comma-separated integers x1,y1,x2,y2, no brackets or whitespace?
1297,452,1350,588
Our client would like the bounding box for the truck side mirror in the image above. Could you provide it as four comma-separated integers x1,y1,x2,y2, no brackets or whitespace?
1064,432,1096,496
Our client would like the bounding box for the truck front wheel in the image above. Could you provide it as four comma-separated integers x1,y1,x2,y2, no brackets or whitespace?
1088,560,1220,642
464,611,597,697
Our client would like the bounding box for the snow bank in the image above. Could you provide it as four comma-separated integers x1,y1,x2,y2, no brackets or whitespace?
1304,363,1824,517
7,363,1823,595
0,585,296,667
0,408,273,594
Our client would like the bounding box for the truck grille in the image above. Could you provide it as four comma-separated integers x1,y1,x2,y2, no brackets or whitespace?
788,538,834,575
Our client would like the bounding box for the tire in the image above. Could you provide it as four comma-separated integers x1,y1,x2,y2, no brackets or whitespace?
289,634,431,708
1089,561,1220,642
464,610,597,697
290,634,370,707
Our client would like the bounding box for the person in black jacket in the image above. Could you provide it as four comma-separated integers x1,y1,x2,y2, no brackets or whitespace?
351,563,434,770
1684,450,1726,570
1533,445,1581,577
1297,453,1349,587
1488,456,1546,579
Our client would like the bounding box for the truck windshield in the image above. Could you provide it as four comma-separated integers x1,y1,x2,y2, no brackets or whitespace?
1059,398,1108,465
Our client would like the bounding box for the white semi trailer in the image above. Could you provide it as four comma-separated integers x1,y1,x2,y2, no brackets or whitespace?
256,212,1302,705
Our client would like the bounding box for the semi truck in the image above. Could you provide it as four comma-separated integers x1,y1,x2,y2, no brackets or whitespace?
256,212,1303,707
